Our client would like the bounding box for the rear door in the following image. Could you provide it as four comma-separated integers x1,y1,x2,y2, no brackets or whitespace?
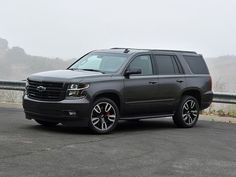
153,54,186,114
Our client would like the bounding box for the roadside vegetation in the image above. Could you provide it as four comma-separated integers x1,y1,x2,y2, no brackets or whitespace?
0,90,23,104
203,104,236,118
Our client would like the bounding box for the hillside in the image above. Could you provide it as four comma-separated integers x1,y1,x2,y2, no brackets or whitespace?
0,38,73,80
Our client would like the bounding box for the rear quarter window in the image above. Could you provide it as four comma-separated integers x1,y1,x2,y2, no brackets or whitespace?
183,55,209,74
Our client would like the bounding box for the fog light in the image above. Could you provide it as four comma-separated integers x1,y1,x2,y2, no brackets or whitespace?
68,111,77,116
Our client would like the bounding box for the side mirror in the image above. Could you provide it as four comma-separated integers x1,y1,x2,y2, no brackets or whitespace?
125,68,142,77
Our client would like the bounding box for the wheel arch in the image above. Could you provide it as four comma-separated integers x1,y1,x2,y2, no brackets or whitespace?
92,90,122,111
180,88,202,106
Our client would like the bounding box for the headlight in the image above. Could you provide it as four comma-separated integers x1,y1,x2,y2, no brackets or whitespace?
25,80,29,95
67,83,89,97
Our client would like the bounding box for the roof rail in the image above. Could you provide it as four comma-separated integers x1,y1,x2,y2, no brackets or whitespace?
110,48,197,54
151,49,197,54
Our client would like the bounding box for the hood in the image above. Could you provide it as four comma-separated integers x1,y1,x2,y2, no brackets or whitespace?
28,70,103,82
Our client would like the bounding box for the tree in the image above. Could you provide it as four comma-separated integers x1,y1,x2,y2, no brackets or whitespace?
0,38,8,50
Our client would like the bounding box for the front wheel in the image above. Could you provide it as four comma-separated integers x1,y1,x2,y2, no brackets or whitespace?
173,96,199,128
88,98,119,134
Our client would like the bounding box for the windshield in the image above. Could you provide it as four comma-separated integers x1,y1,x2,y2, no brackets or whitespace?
69,53,127,73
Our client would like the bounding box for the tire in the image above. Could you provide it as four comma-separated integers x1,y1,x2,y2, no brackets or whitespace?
88,98,119,134
173,96,199,128
35,119,59,127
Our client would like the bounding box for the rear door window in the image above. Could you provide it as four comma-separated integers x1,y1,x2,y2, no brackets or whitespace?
154,55,181,75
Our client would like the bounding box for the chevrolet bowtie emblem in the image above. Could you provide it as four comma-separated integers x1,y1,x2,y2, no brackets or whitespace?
36,86,46,92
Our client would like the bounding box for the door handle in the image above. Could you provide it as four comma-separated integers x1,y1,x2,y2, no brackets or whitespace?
149,81,158,85
176,79,184,83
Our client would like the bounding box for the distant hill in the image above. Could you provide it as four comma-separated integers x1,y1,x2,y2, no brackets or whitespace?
205,56,236,92
0,37,235,92
0,37,74,80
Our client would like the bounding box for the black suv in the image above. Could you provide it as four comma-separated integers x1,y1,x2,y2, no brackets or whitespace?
23,48,213,133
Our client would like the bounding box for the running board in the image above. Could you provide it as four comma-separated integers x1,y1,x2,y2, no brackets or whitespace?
120,114,174,120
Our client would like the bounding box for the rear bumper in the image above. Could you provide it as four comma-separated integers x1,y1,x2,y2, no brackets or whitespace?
201,91,213,110
23,95,91,127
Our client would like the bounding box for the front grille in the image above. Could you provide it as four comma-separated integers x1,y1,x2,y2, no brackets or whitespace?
27,80,65,101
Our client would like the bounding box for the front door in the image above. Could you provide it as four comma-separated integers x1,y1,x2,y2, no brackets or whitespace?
123,55,158,116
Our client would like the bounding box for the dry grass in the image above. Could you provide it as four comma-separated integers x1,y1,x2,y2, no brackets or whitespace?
202,103,236,118
0,90,23,104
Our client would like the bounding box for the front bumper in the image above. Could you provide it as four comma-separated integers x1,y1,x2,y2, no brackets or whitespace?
23,95,91,127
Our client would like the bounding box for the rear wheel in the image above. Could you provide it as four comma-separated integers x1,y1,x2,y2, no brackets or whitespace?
173,96,199,128
35,120,59,127
88,98,119,134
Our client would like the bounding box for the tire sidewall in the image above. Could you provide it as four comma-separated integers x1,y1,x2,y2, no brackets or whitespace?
88,98,119,134
174,96,200,128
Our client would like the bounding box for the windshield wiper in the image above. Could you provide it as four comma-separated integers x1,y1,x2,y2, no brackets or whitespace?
68,68,105,74
68,68,79,71
80,69,105,74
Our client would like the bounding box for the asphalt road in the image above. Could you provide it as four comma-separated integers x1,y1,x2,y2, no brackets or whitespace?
0,107,236,177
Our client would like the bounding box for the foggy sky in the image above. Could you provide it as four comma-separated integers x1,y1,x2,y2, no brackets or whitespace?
0,0,236,59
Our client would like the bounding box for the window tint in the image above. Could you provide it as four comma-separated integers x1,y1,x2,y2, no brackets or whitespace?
155,55,178,75
129,55,153,75
184,55,209,74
